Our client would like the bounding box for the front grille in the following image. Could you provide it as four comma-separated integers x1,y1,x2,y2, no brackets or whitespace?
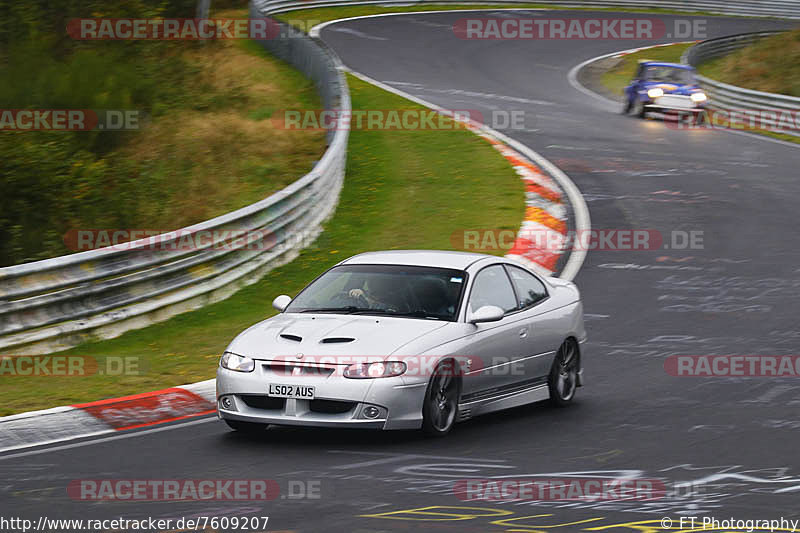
240,395,285,410
309,399,356,414
263,362,335,377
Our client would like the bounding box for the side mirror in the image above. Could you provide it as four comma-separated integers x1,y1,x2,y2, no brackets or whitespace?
272,294,292,312
468,305,505,324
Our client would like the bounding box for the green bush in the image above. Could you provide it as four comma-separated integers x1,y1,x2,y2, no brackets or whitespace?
0,0,223,266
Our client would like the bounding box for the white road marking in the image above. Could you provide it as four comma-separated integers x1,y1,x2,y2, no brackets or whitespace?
383,81,555,106
0,416,216,461
328,450,507,470
327,26,388,40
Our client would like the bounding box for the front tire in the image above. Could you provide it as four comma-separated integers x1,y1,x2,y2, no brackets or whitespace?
548,339,579,407
422,360,460,437
224,419,267,433
634,98,647,118
622,96,632,114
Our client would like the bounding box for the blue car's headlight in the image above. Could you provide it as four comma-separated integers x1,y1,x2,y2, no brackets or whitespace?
647,88,664,99
690,92,707,103
220,351,255,373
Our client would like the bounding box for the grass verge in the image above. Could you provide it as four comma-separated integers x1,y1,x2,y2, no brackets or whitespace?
0,74,525,416
696,29,799,97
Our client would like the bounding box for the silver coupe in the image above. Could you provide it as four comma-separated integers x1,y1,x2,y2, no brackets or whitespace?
216,250,586,436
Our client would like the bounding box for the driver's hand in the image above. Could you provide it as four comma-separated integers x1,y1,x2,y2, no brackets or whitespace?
349,288,365,299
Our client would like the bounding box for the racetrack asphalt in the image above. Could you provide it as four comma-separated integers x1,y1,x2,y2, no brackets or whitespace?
2,10,799,532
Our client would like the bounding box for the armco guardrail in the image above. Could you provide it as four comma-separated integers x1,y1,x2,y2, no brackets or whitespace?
682,31,800,137
0,7,350,355
256,0,800,18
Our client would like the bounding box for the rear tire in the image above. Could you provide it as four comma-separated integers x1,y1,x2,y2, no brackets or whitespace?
548,339,579,407
224,419,267,433
422,360,460,437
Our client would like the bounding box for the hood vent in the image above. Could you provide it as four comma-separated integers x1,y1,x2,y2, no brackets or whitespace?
320,337,355,344
280,334,302,342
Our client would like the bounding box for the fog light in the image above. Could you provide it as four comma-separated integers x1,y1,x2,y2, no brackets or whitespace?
363,406,381,419
219,395,236,411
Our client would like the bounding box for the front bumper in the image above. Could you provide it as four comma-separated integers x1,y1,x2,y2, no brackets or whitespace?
645,94,706,113
645,105,706,114
216,364,427,430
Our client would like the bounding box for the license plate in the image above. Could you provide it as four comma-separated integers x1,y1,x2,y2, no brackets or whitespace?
656,95,692,109
268,383,315,400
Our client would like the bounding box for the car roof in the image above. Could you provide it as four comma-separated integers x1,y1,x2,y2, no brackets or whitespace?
339,250,496,270
640,61,695,70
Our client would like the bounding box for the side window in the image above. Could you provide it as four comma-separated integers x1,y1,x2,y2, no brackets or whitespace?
506,265,548,309
468,265,517,314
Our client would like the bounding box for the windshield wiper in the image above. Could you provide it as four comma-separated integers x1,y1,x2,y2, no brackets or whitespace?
297,306,369,314
351,309,445,320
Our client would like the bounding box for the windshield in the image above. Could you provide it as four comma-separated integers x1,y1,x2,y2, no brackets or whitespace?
285,264,467,321
643,66,694,84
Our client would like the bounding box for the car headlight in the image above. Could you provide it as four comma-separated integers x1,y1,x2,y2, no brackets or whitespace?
690,92,707,103
220,351,255,373
647,88,664,99
343,361,406,379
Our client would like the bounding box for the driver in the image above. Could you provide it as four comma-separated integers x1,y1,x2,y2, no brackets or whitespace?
348,276,405,311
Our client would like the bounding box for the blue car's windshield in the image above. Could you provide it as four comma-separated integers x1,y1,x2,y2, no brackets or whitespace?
285,264,467,321
643,66,694,84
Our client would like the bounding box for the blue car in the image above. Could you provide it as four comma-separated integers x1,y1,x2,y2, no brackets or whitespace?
623,61,708,122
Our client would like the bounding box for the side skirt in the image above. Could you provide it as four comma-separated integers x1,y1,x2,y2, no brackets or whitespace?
457,382,550,422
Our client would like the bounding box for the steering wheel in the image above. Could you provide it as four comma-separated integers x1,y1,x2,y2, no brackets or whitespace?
330,290,369,307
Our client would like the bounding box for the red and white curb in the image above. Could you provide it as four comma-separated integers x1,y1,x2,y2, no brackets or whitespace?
473,132,568,275
0,380,215,453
